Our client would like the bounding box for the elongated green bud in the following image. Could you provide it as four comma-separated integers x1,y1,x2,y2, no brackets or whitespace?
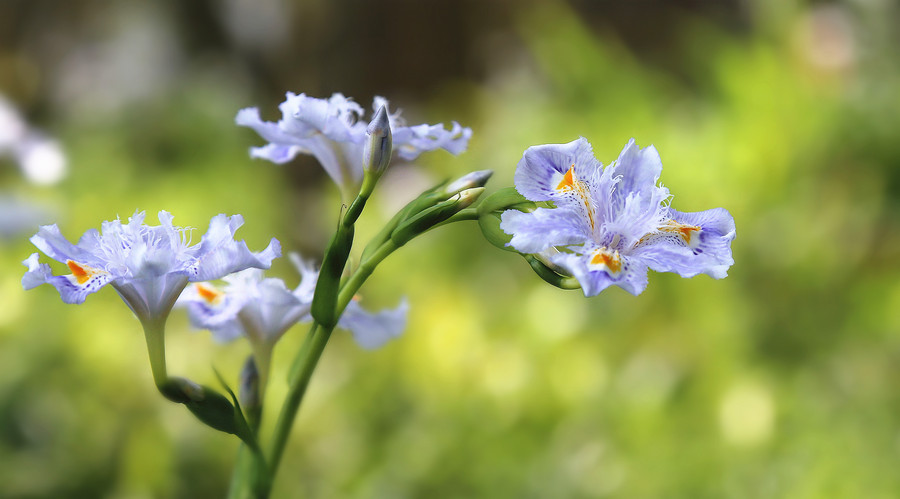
360,171,493,261
444,170,493,196
360,106,392,198
476,186,535,217
391,187,484,246
311,223,354,328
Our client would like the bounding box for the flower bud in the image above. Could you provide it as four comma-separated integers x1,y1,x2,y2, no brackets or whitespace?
361,105,392,191
454,186,485,210
476,186,535,217
239,356,261,425
159,377,244,436
444,170,493,196
391,187,485,246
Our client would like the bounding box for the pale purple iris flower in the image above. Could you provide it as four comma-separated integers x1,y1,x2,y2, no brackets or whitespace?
500,138,735,296
235,92,472,197
180,253,408,350
22,211,281,323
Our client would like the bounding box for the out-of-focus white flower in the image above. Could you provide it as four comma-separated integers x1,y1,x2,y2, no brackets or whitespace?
0,96,68,185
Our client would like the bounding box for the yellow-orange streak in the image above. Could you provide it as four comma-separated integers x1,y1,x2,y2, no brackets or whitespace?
556,165,575,191
590,249,622,274
555,164,595,230
195,283,224,304
662,220,701,245
66,260,101,285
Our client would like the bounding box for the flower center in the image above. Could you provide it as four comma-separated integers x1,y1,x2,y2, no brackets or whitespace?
589,247,622,275
66,260,107,285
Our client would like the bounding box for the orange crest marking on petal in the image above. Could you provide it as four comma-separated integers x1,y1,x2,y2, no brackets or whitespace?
589,248,622,274
661,220,702,245
555,164,596,231
555,165,576,191
66,260,105,285
195,283,224,305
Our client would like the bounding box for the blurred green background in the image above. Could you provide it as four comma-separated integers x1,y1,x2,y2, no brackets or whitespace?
2,0,899,497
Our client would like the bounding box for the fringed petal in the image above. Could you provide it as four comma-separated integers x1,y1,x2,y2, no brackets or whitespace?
22,253,113,304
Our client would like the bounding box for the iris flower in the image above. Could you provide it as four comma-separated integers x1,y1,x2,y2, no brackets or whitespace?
22,210,281,324
501,138,735,296
180,253,408,350
236,92,472,197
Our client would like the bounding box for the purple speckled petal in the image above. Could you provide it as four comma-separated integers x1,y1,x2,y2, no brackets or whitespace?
550,246,649,297
633,207,735,279
22,252,113,304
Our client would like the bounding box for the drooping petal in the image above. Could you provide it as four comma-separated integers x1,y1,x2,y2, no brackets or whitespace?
240,276,309,343
550,246,649,297
178,281,249,330
248,143,305,164
22,253,113,304
289,253,318,303
236,107,300,145
339,298,409,350
29,224,104,267
633,207,736,279
192,214,281,281
500,207,592,254
207,321,246,344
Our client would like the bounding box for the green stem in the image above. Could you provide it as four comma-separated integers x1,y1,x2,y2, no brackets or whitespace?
141,318,168,390
262,240,399,494
249,340,273,408
259,209,477,494
264,323,331,489
227,444,269,499
432,207,479,229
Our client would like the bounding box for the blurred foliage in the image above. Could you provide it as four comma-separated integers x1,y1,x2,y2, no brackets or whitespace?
2,0,900,498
